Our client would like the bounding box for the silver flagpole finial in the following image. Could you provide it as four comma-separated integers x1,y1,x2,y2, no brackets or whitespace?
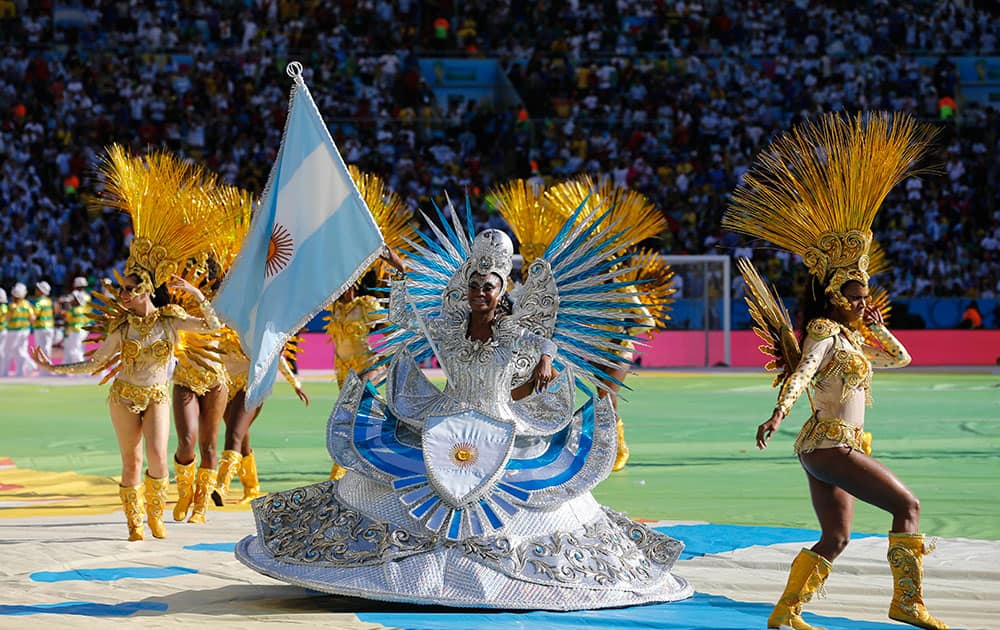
286,61,304,80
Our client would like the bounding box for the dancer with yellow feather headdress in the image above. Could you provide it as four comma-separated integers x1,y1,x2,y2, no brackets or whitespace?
723,112,946,630
32,146,224,542
210,193,310,508
325,166,416,480
169,183,255,525
492,176,674,471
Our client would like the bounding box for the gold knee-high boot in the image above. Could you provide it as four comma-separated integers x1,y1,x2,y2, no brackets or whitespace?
172,459,196,521
237,450,265,504
887,533,948,629
188,467,216,524
144,473,168,539
612,415,630,471
767,548,833,630
118,484,145,542
211,450,243,506
330,461,348,480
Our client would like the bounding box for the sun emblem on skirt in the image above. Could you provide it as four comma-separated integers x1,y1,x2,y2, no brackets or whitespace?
449,441,479,467
266,224,294,276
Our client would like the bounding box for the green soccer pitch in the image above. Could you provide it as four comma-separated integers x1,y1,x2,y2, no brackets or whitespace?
2,370,997,539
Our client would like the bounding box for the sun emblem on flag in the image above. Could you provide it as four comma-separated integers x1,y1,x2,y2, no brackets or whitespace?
266,224,294,276
449,441,479,468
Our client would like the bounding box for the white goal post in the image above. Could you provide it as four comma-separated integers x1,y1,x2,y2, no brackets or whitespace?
661,254,732,367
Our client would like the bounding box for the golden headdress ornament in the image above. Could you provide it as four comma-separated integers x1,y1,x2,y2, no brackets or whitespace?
723,112,935,309
347,165,416,279
96,145,222,294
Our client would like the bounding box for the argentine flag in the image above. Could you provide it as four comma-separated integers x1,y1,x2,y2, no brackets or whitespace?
214,63,384,406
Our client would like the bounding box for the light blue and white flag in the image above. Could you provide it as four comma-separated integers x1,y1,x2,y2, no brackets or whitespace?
214,62,384,406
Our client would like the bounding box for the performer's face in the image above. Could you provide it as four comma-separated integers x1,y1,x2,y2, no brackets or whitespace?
118,274,150,311
468,273,502,314
835,281,869,323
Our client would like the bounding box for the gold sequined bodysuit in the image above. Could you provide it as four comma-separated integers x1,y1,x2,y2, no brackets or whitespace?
217,327,301,401
46,303,222,413
775,318,910,455
327,295,380,387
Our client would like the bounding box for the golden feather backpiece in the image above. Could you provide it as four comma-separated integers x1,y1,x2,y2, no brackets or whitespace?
89,147,239,376
168,263,228,371
83,276,130,381
490,179,563,264
544,176,666,253
723,112,935,299
283,334,304,363
866,240,890,279
618,248,677,329
737,257,801,388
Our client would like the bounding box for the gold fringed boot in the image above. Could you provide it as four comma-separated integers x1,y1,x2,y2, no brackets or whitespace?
767,548,833,630
188,467,216,524
210,450,243,506
887,533,949,629
237,450,265,504
119,484,145,542
172,459,196,521
144,473,168,539
612,415,630,471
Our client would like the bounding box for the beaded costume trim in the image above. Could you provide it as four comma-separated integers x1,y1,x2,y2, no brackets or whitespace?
173,362,227,396
109,380,170,414
794,415,872,456
227,372,249,401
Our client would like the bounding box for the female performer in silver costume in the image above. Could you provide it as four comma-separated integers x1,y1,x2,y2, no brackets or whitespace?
235,209,691,610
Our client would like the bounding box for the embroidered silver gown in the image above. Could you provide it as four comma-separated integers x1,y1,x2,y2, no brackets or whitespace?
235,280,692,610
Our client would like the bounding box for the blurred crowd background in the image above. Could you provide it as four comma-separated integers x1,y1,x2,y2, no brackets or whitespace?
1,0,997,330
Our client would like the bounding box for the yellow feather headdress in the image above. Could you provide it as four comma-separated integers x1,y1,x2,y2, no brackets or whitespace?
95,145,222,293
347,165,415,278
207,184,255,276
722,112,935,307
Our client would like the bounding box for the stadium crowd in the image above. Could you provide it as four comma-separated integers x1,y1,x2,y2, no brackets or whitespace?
1,0,998,310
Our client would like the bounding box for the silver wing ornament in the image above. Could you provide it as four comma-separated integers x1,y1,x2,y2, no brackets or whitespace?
507,199,670,391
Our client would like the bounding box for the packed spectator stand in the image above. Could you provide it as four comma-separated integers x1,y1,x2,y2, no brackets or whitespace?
1,0,998,330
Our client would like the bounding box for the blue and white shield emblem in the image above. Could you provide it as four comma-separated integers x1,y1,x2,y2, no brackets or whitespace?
422,410,515,508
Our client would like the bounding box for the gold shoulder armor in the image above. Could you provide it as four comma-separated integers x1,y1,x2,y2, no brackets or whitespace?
107,313,129,334
159,304,189,319
807,318,838,341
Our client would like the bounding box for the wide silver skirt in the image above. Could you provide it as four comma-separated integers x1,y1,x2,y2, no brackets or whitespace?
235,473,693,611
